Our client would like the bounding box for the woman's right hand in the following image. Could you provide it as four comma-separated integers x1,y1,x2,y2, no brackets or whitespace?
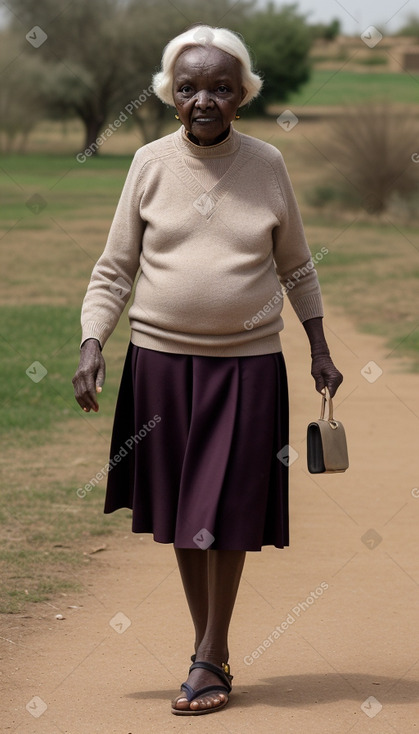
72,338,106,413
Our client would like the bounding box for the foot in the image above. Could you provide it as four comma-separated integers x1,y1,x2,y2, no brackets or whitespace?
172,659,231,714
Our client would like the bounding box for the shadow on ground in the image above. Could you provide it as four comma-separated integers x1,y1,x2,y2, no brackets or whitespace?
126,671,419,706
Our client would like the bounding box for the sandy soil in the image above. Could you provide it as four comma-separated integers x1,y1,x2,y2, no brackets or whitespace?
2,300,419,734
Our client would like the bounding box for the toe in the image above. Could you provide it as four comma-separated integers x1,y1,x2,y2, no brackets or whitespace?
210,692,226,709
189,692,226,710
172,695,190,711
208,694,221,707
189,697,206,710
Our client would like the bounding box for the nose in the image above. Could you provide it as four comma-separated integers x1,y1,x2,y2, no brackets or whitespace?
194,90,214,108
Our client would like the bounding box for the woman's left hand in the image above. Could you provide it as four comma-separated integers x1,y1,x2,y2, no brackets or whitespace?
311,354,343,398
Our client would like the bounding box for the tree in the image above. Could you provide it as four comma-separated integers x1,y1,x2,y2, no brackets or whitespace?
397,13,419,40
0,31,48,152
6,0,256,149
239,2,313,114
174,0,255,27
125,0,256,143
7,0,140,151
315,104,419,214
310,19,341,41
4,0,313,148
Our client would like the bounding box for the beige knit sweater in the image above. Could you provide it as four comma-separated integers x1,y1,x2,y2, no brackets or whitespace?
81,125,324,356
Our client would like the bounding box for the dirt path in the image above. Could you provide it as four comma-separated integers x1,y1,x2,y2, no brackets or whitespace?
3,301,419,734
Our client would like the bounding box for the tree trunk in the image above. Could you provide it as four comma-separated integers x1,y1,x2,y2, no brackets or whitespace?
133,99,167,145
82,116,105,154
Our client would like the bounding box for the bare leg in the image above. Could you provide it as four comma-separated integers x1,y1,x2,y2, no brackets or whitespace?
172,548,246,712
174,547,209,654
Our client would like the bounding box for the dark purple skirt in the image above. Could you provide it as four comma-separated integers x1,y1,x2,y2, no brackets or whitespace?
104,344,289,551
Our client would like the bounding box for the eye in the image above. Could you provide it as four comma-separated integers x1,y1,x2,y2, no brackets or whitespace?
180,84,193,94
217,85,229,93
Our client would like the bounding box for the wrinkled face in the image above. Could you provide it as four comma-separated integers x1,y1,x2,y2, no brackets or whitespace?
172,45,246,145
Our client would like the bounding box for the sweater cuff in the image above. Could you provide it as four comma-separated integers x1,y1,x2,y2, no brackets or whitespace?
287,292,324,322
80,321,110,349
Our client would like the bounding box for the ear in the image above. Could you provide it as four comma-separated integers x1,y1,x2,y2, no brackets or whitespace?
240,86,247,105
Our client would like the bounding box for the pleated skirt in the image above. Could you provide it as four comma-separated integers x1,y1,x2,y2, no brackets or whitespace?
104,343,289,551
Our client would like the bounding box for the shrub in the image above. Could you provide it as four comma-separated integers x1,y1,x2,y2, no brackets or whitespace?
397,13,419,39
310,19,341,41
305,182,359,210
240,3,312,114
355,55,388,66
310,104,419,214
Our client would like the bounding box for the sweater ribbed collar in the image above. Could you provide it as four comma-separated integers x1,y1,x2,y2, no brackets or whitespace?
174,124,241,158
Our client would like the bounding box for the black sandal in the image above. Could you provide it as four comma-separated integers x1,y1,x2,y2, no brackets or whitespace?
171,661,233,716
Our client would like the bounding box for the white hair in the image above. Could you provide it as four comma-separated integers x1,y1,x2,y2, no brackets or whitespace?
152,25,263,108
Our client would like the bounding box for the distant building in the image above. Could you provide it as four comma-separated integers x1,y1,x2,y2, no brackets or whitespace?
312,35,419,74
398,48,419,71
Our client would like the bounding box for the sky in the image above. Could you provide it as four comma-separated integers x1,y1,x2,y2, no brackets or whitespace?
0,0,415,35
271,0,415,35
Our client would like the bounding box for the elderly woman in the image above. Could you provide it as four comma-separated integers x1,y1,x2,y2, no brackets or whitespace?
72,25,342,715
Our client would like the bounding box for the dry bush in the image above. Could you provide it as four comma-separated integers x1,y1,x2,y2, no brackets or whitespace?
308,104,419,215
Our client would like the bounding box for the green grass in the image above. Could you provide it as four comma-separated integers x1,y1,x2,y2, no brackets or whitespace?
359,322,419,371
309,224,419,370
0,304,132,612
1,132,419,613
0,154,132,225
0,152,131,178
0,305,124,442
1,479,132,613
388,327,419,368
284,70,419,106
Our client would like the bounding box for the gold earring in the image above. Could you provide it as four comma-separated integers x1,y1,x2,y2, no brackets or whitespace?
175,114,180,120
235,114,240,119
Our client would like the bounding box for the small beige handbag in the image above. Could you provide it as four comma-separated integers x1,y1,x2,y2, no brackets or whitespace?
307,388,349,474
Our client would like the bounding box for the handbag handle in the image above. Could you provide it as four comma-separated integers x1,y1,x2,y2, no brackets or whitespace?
320,387,338,428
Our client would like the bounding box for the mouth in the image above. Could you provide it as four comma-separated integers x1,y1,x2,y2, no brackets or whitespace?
193,117,218,124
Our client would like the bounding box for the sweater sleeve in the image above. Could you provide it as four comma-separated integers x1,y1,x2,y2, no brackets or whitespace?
80,150,145,348
272,152,324,322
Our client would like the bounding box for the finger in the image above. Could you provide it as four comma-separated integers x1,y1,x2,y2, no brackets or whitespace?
74,376,99,412
328,380,340,399
327,383,337,398
327,374,343,398
81,397,99,412
77,391,99,412
313,374,325,393
96,360,106,392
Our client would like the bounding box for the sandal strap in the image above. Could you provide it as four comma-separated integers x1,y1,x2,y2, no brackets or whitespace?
188,661,233,691
190,655,230,677
180,681,230,702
